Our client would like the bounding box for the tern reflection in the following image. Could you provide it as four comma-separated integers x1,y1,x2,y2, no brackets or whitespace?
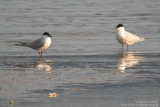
12,57,51,72
117,52,144,73
36,57,52,72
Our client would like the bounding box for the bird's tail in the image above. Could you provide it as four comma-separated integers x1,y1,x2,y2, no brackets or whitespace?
139,37,150,41
15,42,28,47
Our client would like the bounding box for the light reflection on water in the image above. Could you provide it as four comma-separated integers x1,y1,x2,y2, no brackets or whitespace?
117,52,145,73
0,53,157,85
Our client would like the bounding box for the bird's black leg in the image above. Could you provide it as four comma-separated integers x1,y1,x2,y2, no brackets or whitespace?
127,45,129,51
39,51,42,58
122,45,124,52
41,51,42,57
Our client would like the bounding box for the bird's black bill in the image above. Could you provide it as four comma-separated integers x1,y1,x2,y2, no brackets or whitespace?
48,35,52,37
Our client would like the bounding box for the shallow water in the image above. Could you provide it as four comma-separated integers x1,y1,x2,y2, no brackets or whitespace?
0,0,160,107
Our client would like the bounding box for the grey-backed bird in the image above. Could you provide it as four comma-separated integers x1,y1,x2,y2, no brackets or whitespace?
15,32,52,56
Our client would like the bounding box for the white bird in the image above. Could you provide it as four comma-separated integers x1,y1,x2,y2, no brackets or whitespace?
15,32,52,56
115,24,149,51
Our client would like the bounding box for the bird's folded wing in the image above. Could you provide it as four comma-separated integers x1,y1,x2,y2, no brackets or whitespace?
29,38,44,49
125,31,140,44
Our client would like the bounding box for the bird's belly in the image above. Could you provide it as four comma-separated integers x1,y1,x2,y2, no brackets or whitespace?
39,38,51,51
116,35,127,45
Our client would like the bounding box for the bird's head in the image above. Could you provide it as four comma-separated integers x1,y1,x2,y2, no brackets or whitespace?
115,24,124,31
43,32,52,37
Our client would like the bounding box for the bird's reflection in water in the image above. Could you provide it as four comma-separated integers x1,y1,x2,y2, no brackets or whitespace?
117,52,144,73
12,57,52,73
36,57,52,73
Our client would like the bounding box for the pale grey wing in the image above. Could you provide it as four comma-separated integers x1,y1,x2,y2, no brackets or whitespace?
29,37,45,50
125,31,140,44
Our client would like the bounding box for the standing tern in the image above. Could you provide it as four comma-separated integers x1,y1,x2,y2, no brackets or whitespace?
115,24,149,51
15,32,52,57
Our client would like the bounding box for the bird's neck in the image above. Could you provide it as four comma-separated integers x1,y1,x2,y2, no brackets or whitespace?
45,36,51,41
43,36,50,39
118,27,126,37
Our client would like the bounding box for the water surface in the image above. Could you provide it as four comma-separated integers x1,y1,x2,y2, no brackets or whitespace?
0,0,160,107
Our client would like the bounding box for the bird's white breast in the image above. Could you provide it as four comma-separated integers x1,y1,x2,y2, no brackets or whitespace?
116,31,126,45
39,37,51,51
116,27,127,45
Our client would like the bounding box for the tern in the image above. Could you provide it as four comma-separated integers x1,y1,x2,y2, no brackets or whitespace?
115,24,149,51
15,32,52,57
